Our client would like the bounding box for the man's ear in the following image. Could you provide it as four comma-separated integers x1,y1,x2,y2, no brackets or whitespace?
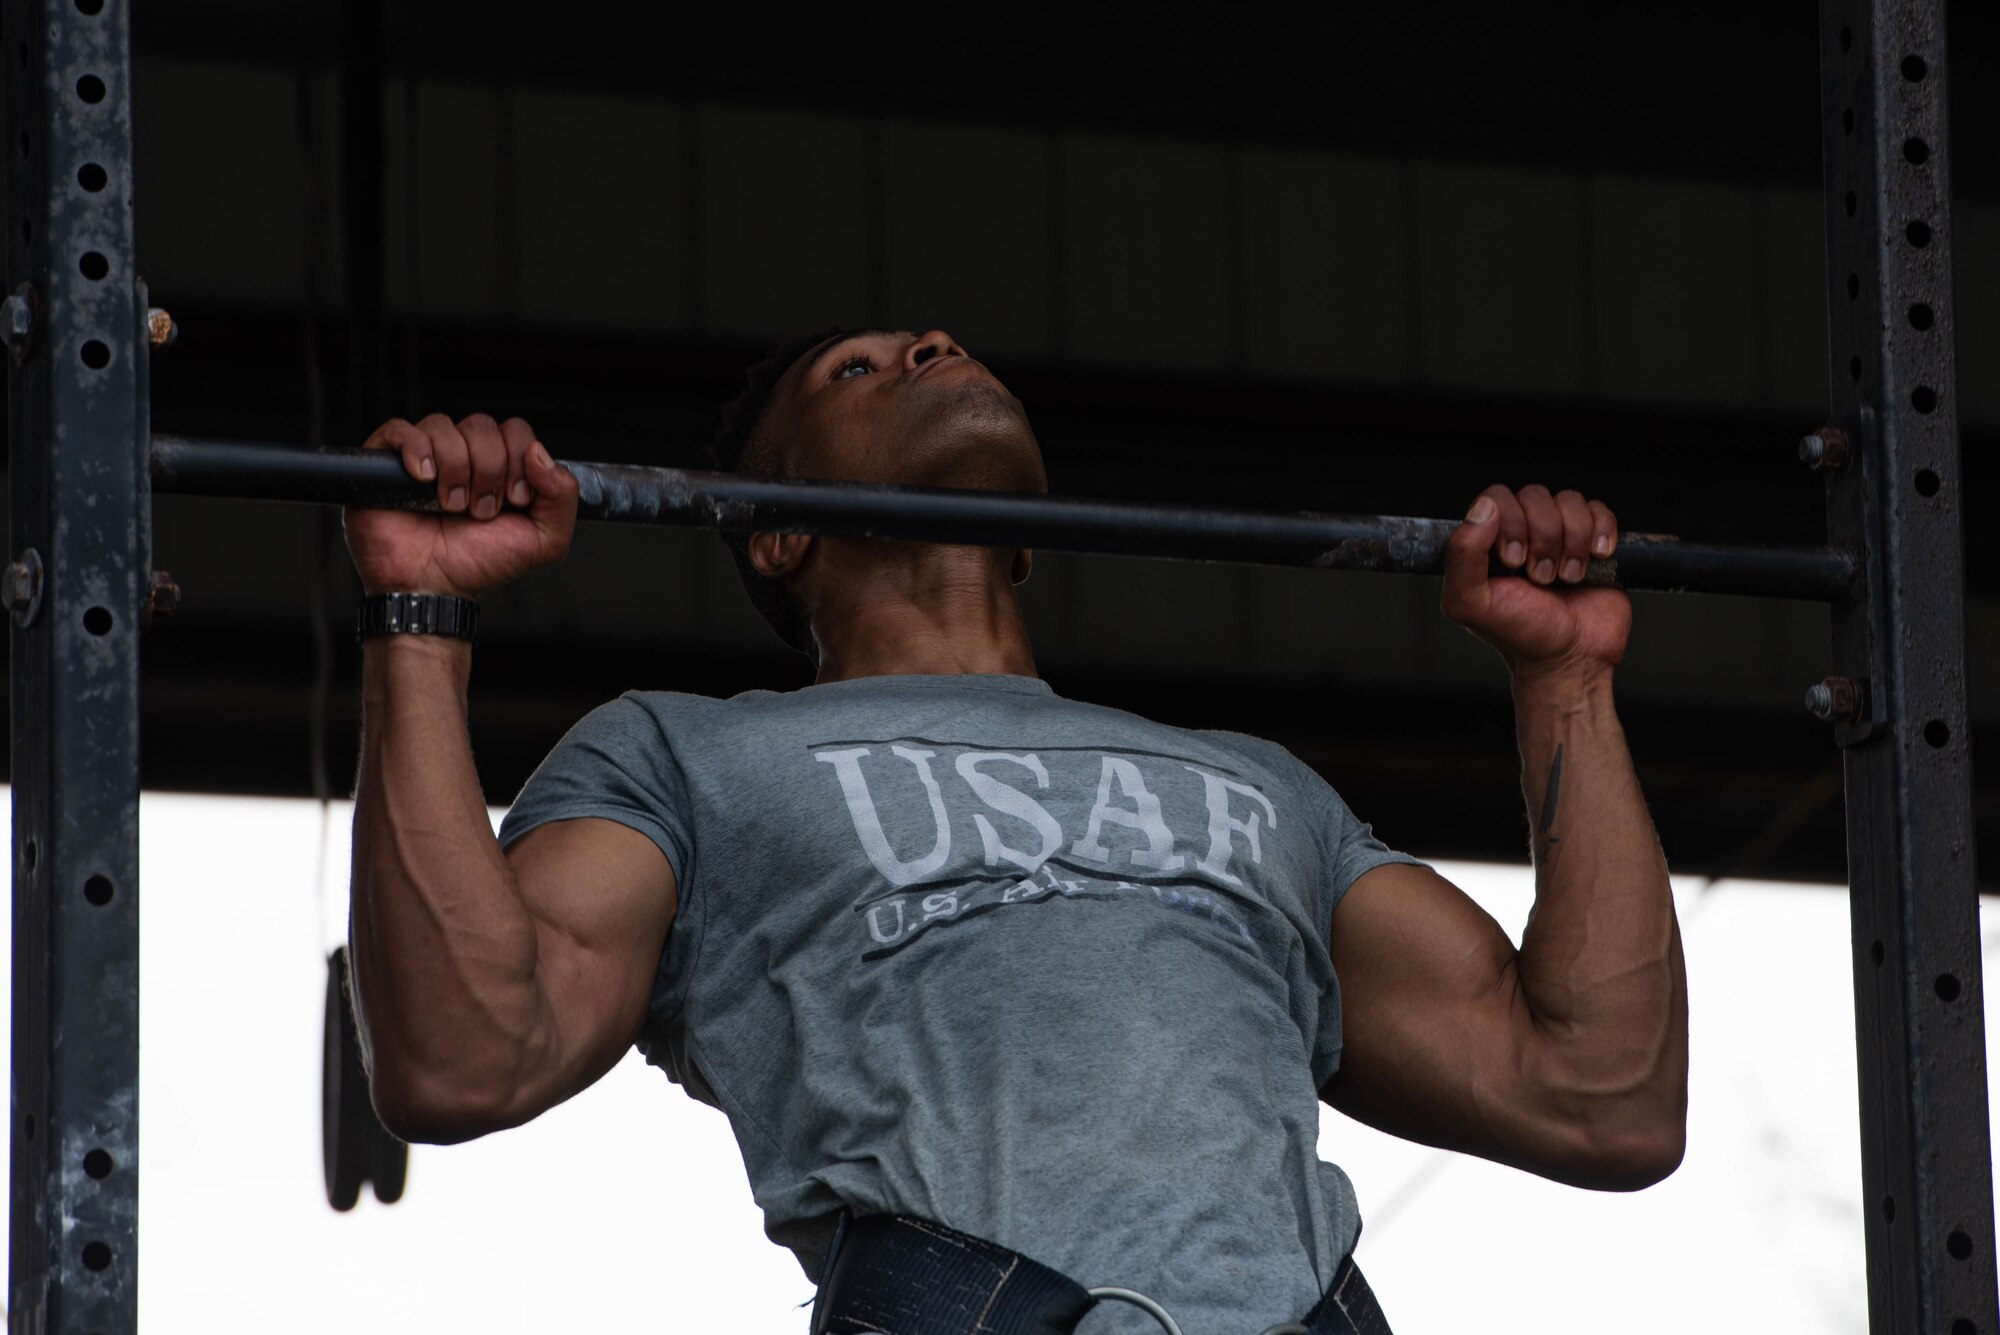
748,531,813,580
1011,548,1033,585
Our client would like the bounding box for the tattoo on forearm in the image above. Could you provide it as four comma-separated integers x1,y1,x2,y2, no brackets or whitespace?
1537,743,1564,842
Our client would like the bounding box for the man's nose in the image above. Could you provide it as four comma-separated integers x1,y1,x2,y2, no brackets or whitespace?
902,330,965,372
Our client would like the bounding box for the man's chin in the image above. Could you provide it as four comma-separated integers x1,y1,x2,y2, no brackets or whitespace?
905,390,1046,494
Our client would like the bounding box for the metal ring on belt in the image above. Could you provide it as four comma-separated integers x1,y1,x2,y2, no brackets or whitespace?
1086,1286,1186,1335
1088,1285,1311,1335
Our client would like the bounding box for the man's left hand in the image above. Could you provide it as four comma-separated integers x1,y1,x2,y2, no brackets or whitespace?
1442,484,1631,677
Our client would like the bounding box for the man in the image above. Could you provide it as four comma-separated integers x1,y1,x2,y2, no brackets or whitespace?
342,327,1687,1335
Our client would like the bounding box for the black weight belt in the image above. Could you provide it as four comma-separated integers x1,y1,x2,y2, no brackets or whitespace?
810,1213,1394,1335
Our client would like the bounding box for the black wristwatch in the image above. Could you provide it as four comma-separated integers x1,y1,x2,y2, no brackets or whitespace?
356,592,479,644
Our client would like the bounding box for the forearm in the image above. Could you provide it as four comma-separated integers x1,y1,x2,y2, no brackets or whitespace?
1511,661,1687,1146
348,635,547,1136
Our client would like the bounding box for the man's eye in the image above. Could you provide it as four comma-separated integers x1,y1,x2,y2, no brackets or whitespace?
833,356,873,380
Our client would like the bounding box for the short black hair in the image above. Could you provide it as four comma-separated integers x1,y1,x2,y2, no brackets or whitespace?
707,326,869,658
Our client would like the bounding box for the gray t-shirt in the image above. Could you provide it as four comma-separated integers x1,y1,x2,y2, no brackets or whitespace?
498,673,1424,1334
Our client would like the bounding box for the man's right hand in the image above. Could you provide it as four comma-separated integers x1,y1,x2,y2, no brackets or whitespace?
343,413,580,599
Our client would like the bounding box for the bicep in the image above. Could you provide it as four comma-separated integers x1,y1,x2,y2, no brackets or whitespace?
504,817,679,1110
1320,860,1538,1164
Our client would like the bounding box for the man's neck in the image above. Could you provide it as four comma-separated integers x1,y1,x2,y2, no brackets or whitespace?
808,545,1038,684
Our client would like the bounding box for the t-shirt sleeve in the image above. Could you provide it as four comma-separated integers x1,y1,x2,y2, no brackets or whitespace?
1302,772,1428,1087
1312,777,1430,932
496,693,693,883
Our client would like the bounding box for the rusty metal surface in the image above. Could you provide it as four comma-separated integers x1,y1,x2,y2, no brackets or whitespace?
5,0,147,1329
149,435,1861,602
1820,1,1997,1330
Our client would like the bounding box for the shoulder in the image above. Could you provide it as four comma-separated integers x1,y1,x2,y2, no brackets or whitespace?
566,688,748,735
1185,725,1336,802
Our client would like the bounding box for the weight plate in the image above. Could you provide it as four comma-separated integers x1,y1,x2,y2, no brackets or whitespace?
322,947,366,1211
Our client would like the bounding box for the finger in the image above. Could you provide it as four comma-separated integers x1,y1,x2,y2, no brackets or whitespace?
1441,489,1503,623
1587,499,1619,558
1554,489,1594,583
420,413,471,511
1487,485,1528,570
362,418,437,483
523,438,580,564
458,413,508,520
1518,484,1561,585
500,417,537,509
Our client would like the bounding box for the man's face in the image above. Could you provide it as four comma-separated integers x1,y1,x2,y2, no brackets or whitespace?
761,329,1048,495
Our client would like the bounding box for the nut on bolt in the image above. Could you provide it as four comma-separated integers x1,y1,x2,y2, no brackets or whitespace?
1805,675,1865,724
1799,427,1852,472
146,307,177,351
2,283,34,362
3,548,45,628
139,570,179,630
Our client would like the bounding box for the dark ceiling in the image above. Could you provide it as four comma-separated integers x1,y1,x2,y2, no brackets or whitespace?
6,0,1997,887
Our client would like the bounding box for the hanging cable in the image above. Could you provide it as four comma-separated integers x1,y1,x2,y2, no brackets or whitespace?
296,30,337,944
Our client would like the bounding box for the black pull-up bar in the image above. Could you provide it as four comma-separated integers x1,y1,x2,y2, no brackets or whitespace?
148,435,1858,604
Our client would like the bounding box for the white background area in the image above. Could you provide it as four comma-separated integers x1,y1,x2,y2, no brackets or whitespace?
5,790,1997,1333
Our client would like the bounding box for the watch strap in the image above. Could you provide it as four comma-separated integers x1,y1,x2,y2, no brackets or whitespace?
357,592,479,643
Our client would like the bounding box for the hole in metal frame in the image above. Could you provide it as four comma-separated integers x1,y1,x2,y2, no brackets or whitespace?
1947,1229,1973,1261
80,1241,110,1272
1843,107,1854,135
83,874,113,906
1909,302,1934,330
74,0,105,14
74,73,104,105
77,162,107,192
1846,273,1860,299
1871,939,1884,966
22,838,35,872
1935,973,1961,1002
1844,190,1856,217
82,1148,113,1180
1924,718,1951,748
1902,54,1928,82
79,339,110,370
1904,137,1931,165
82,605,113,636
1849,355,1863,382
1915,468,1941,496
1882,1195,1896,1221
1907,218,1932,247
1840,25,1852,52
1912,385,1939,414
78,251,107,281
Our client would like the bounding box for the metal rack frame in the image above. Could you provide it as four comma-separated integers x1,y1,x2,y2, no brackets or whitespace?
4,0,147,1329
1819,4,1995,1327
2,0,1991,1330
